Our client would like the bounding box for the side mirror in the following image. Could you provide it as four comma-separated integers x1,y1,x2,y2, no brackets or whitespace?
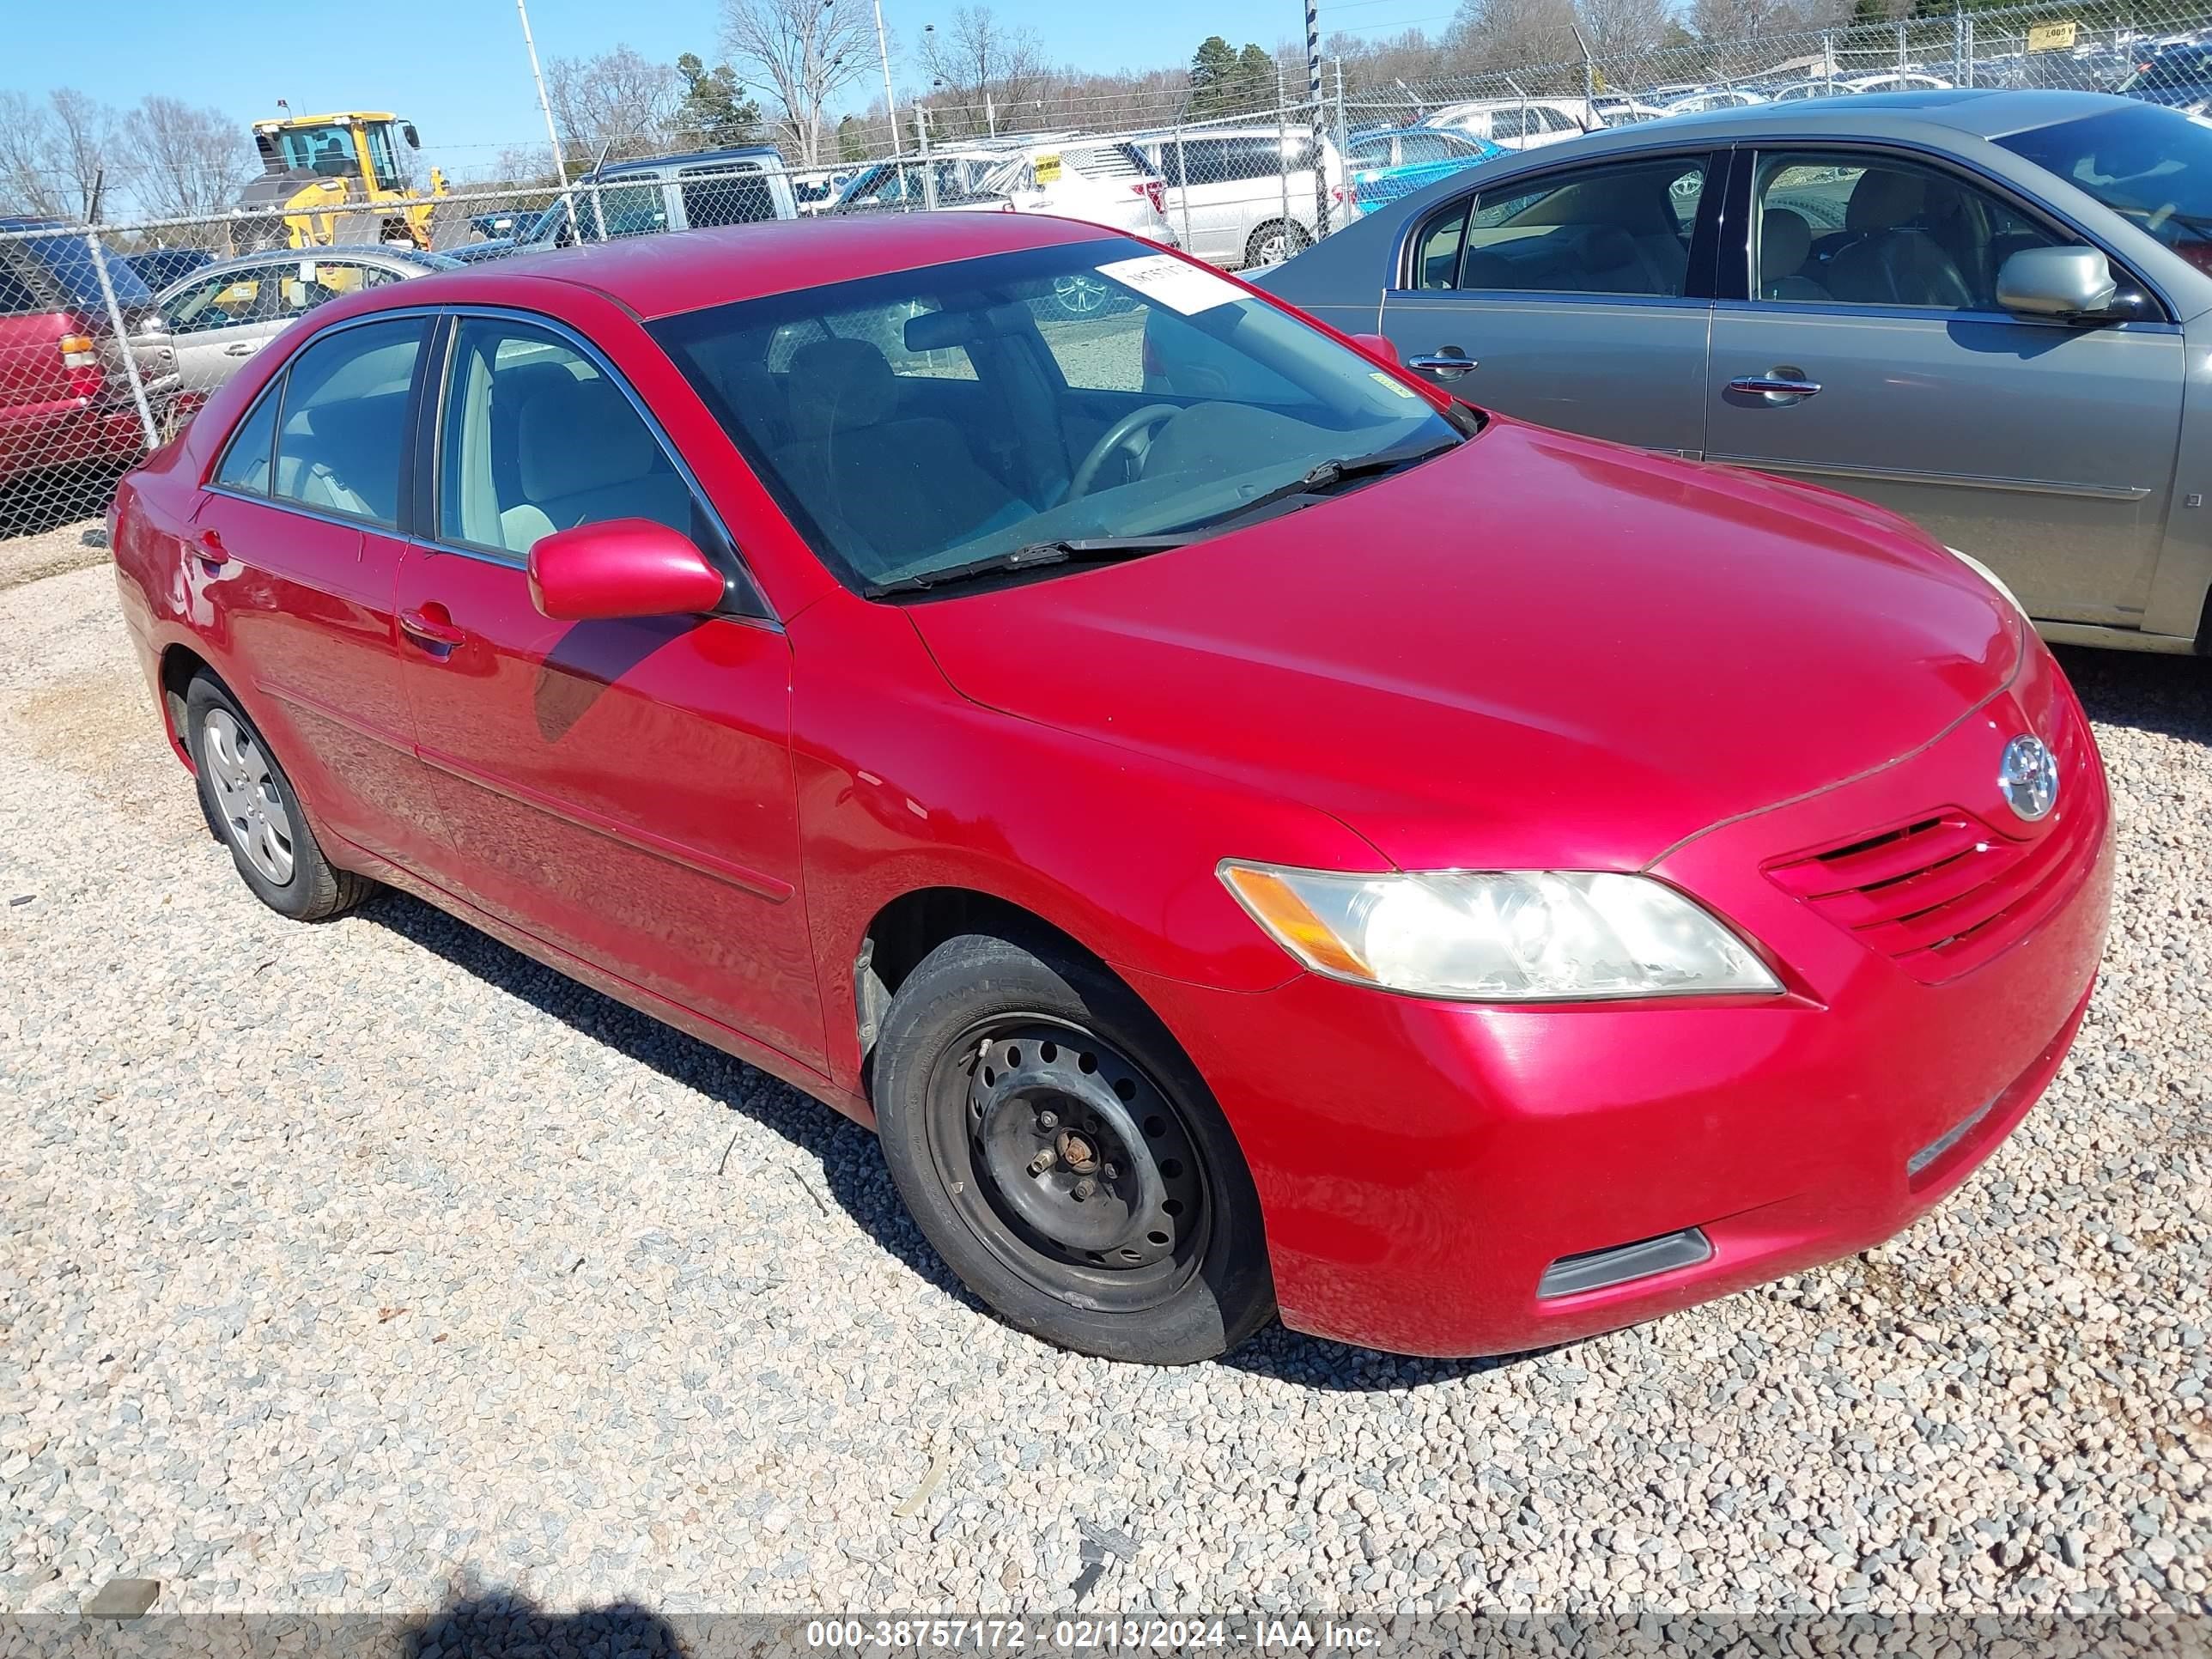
1349,331,1401,368
527,519,727,622
1996,246,2119,321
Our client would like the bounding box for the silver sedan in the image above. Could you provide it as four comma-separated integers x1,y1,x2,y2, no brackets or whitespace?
1256,89,2212,654
157,246,459,401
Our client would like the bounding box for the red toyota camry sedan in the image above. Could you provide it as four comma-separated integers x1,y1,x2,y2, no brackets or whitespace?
107,214,2112,1364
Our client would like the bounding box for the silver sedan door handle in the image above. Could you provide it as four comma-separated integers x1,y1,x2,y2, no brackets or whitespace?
1727,370,1821,400
222,341,261,357
1408,349,1477,379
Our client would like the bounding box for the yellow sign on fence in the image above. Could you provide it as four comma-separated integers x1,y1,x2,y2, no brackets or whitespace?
1034,153,1062,185
2027,20,2079,51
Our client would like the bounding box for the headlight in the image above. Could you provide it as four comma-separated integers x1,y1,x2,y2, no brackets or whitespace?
1946,545,2029,620
1218,863,1782,1001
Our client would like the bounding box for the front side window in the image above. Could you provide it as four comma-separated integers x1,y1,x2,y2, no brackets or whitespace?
1459,158,1705,296
278,124,356,177
1997,103,2212,278
362,124,404,191
650,240,1465,596
437,318,694,557
272,318,425,526
534,183,667,245
1398,132,1464,165
1754,152,2057,310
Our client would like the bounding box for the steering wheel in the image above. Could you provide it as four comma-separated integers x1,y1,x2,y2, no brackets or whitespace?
1066,403,1182,500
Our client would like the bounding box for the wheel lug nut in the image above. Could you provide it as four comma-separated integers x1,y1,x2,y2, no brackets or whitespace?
1028,1151,1055,1176
1037,1110,1059,1130
1073,1176,1096,1200
1101,1163,1117,1181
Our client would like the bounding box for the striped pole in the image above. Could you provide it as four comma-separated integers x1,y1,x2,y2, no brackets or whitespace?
1306,0,1329,235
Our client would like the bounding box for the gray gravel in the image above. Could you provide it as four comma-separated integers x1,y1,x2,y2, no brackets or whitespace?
0,560,2206,1620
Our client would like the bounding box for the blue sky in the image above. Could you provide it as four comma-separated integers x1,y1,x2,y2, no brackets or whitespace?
5,0,1420,182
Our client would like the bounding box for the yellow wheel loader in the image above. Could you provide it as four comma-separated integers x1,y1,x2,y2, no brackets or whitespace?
233,112,452,254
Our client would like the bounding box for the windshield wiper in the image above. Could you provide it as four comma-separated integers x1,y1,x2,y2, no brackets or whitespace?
1186,435,1465,534
864,534,1196,598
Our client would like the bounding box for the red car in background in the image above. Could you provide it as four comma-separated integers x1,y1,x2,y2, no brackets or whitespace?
106,215,2111,1364
1,219,173,489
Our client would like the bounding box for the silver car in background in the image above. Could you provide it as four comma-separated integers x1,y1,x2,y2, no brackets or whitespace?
1256,89,2212,653
157,246,456,399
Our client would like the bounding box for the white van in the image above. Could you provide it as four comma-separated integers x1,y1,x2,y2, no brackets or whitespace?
1121,126,1347,269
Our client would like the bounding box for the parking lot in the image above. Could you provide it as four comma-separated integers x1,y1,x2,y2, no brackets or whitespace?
0,520,2205,1620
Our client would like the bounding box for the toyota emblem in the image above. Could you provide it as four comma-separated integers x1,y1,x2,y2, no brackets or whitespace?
1998,733,2060,823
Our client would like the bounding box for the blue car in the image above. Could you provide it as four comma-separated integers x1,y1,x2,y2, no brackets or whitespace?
1340,126,1505,214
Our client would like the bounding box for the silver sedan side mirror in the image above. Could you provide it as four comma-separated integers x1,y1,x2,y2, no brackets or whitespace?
1996,246,2120,321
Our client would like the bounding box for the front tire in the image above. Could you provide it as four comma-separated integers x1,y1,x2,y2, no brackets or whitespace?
872,933,1274,1364
185,675,374,921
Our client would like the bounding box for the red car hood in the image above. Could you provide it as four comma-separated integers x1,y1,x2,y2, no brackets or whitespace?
907,421,2021,871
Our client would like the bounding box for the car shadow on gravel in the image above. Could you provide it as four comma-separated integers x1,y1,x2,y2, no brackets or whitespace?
363,890,1548,1389
399,1587,684,1656
2057,645,2212,746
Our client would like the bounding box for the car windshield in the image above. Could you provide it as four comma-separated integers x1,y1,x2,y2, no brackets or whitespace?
649,240,1465,595
1997,103,2212,273
18,234,156,312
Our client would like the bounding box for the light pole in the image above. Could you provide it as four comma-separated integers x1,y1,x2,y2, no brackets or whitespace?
515,0,568,187
875,0,902,155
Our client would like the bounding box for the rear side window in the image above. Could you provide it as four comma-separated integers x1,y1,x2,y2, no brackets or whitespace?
0,257,42,316
1410,199,1471,289
272,318,426,527
1459,157,1705,297
214,383,282,494
680,166,779,228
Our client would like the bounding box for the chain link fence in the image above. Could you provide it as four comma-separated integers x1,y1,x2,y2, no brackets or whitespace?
4,0,2209,544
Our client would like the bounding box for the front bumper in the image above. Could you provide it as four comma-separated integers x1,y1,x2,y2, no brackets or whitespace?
1134,649,2113,1358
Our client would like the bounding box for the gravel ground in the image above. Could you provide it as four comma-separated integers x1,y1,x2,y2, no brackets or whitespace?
0,558,2206,1625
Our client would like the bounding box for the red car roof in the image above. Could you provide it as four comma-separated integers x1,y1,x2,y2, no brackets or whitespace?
447,213,1127,321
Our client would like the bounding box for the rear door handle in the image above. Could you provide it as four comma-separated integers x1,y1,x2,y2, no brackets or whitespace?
1727,371,1821,400
398,605,467,651
1407,348,1477,379
222,341,260,357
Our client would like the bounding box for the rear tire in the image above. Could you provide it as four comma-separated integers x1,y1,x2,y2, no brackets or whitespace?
872,932,1274,1364
1243,218,1310,269
185,675,374,921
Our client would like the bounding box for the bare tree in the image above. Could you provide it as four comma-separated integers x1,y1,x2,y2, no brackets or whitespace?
720,0,876,165
0,91,67,218
1688,0,1813,41
120,96,258,220
546,44,679,165
1446,0,1579,70
1575,0,1671,63
919,6,1048,137
0,88,121,219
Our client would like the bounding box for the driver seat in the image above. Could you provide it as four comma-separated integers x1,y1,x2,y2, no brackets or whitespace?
771,338,1028,573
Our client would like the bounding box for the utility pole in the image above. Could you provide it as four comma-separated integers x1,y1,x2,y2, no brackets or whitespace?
515,0,568,187
1304,0,1328,236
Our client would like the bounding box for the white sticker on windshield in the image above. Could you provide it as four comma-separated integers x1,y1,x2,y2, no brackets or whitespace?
1370,370,1417,398
1096,253,1243,316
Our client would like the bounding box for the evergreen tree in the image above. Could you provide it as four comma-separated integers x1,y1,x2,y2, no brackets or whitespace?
675,52,763,147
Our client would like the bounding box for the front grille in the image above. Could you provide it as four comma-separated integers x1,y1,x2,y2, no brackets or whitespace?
1766,703,2095,983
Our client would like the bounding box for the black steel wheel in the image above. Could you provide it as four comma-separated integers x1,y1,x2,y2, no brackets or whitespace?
872,933,1273,1363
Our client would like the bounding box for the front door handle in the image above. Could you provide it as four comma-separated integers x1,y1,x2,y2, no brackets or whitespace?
222,341,260,357
1408,347,1477,379
1727,369,1822,402
398,605,467,652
